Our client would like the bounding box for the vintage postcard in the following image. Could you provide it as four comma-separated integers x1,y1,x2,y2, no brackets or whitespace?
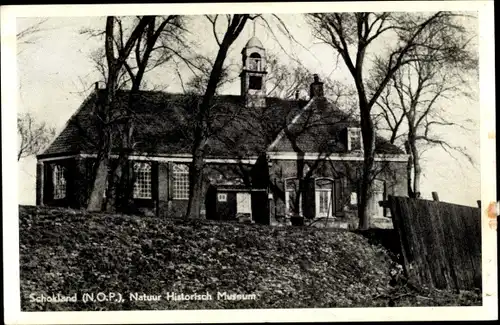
2,1,497,324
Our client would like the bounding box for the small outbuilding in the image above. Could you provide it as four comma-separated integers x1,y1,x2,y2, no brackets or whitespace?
205,184,269,224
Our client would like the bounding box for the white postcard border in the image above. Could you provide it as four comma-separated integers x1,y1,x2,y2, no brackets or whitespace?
2,1,497,324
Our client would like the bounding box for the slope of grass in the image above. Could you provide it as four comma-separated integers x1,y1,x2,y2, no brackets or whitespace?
19,206,481,311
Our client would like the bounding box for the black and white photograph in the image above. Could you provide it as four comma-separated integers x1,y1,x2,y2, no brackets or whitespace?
2,1,497,324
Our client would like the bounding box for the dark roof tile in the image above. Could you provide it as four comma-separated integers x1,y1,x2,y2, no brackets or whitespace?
269,97,404,155
40,90,307,158
40,90,403,158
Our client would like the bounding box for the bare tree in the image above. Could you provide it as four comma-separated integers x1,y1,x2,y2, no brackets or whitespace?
265,53,312,99
17,18,56,160
105,16,188,212
17,18,50,54
17,113,56,161
86,16,155,211
80,15,234,213
374,25,477,198
307,12,474,229
258,58,362,225
182,54,234,95
185,14,256,219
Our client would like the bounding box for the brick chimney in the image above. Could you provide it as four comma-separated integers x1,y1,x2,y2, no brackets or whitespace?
309,74,324,98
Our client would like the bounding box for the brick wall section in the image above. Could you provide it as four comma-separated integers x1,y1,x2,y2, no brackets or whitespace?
37,157,261,217
157,161,257,218
36,155,406,223
36,162,44,206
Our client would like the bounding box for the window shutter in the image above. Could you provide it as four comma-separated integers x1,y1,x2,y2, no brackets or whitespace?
302,177,316,219
275,178,285,201
273,178,285,217
43,163,54,203
167,162,174,200
383,180,387,217
65,161,75,206
106,161,115,198
340,127,348,151
334,178,343,214
152,161,159,202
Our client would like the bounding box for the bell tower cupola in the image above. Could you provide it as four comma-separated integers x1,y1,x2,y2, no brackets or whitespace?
240,33,267,108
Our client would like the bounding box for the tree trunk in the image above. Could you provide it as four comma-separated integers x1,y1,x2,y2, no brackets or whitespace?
87,155,110,211
114,155,131,212
404,140,415,198
87,80,114,212
410,138,421,197
114,119,135,213
358,110,376,230
105,161,118,212
86,91,115,211
87,16,155,212
184,16,248,219
185,145,205,219
358,157,374,230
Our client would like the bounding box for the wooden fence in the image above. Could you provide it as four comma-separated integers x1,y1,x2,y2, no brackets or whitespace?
388,195,482,291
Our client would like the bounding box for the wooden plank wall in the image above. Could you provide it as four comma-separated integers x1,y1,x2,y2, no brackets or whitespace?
388,195,482,291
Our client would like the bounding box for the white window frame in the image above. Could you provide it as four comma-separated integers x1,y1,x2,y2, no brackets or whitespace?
284,178,302,216
315,178,334,218
370,179,386,218
53,164,66,199
347,127,362,152
133,162,152,199
236,192,252,214
173,163,190,200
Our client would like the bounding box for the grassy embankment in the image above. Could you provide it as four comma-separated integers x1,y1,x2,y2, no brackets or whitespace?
19,205,481,311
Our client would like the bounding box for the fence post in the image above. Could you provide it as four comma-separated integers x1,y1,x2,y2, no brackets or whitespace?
432,192,440,202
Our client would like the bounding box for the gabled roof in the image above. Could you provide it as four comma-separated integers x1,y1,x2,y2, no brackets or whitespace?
39,90,403,160
268,97,404,155
39,90,307,159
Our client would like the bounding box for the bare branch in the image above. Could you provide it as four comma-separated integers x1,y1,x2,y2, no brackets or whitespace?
17,112,56,160
206,15,221,47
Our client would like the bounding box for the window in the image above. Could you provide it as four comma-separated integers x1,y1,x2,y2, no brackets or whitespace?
249,76,262,90
173,163,189,200
236,192,252,214
133,162,152,199
315,178,334,218
248,52,262,71
285,178,302,216
53,165,66,199
350,192,358,205
348,127,362,151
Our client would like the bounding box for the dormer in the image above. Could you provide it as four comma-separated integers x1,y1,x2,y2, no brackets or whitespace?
347,127,362,152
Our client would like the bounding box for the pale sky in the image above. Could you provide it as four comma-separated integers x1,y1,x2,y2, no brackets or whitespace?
15,9,481,207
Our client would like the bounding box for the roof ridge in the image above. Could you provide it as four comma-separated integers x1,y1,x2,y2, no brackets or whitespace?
114,89,306,101
267,97,317,152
